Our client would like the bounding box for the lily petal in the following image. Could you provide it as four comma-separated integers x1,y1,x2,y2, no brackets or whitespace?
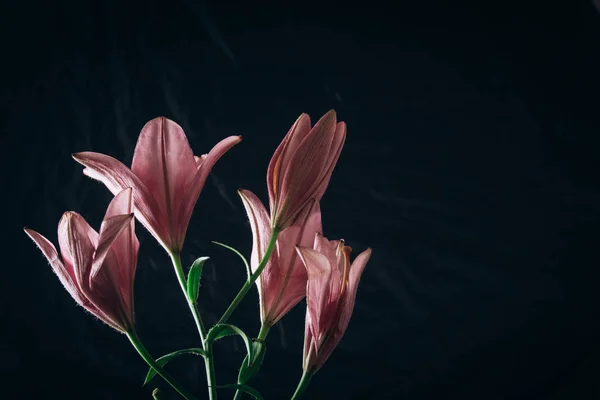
312,121,346,202
238,189,272,274
92,213,134,280
97,188,138,321
175,135,242,251
238,189,273,320
267,113,312,211
263,200,322,325
130,117,197,246
24,228,87,306
296,246,332,353
60,212,98,291
338,248,372,335
72,151,169,249
314,247,371,371
277,111,337,225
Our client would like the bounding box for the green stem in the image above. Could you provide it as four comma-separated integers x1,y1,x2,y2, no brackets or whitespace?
204,339,218,400
290,370,313,400
126,331,197,400
232,388,243,400
170,252,207,342
170,252,217,400
217,228,280,325
257,324,270,341
232,324,272,400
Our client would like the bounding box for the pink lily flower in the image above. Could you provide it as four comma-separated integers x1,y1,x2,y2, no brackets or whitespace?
296,233,371,373
24,188,139,332
267,110,346,230
239,189,322,327
72,117,241,254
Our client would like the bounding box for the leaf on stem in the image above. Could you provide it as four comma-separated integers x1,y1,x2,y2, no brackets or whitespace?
212,241,251,281
144,348,207,385
206,323,254,367
238,340,267,384
187,256,209,302
216,383,265,400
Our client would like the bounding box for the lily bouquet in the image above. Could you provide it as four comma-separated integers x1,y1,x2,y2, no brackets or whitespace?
24,110,372,400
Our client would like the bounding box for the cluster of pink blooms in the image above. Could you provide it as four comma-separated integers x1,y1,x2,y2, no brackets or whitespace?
25,110,371,396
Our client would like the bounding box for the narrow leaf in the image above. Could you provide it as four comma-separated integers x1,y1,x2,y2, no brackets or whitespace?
144,348,206,385
238,340,267,384
152,388,161,400
187,256,209,302
207,323,254,366
216,383,265,400
212,241,251,281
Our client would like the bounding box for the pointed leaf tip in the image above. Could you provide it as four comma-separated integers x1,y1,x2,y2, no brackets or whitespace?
207,324,254,367
212,241,251,281
143,348,206,385
187,257,209,302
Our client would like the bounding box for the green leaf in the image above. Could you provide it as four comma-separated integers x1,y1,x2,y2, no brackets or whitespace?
186,256,209,302
238,340,267,384
151,388,161,400
216,383,265,400
143,348,206,385
212,241,251,281
207,323,254,367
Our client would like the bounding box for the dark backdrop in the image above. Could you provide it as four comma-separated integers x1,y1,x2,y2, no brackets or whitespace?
2,1,600,399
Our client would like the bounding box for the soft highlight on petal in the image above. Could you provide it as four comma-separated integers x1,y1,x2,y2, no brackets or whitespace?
72,151,169,249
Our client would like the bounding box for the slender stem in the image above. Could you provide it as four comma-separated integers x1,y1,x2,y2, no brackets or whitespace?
170,252,217,400
257,324,270,341
232,324,272,400
217,228,280,325
290,370,313,400
232,388,244,400
170,252,207,342
203,339,218,400
126,331,198,400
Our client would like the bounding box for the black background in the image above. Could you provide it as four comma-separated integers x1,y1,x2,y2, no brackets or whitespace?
3,0,600,399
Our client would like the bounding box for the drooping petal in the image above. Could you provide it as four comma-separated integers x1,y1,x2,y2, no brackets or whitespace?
174,135,242,252
24,228,87,306
72,151,169,249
